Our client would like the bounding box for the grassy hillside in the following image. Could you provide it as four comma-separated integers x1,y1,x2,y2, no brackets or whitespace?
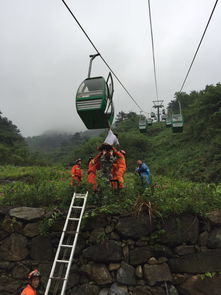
0,166,220,218
148,83,221,182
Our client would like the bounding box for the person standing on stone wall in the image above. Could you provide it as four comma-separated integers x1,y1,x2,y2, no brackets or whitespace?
111,148,126,190
136,160,151,187
20,269,41,295
71,159,83,186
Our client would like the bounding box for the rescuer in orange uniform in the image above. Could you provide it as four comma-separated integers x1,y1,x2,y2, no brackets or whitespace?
87,153,102,192
88,156,97,192
20,269,41,295
71,159,83,186
111,147,126,189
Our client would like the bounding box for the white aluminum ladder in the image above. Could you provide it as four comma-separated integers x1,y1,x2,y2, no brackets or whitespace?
45,192,88,295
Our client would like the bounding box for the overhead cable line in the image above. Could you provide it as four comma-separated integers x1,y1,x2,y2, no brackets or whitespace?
61,0,144,112
179,0,219,92
147,0,159,101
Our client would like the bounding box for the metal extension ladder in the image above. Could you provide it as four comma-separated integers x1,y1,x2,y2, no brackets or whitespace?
45,192,88,295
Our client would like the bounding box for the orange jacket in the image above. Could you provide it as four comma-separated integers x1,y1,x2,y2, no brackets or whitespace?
20,284,37,295
88,159,97,174
88,172,97,191
88,152,102,174
71,164,83,180
112,147,126,171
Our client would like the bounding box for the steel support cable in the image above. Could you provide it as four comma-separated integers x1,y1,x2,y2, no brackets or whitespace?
179,0,219,92
61,0,143,112
147,0,159,101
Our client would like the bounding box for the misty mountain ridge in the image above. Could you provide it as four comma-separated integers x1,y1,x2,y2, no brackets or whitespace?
25,128,104,153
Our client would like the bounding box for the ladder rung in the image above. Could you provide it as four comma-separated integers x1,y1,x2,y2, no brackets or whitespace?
65,230,78,235
61,244,73,248
72,206,83,209
75,195,86,198
68,217,80,221
56,259,69,263
51,276,67,280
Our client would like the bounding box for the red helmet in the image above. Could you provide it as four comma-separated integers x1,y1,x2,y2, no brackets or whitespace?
28,269,41,280
120,150,126,155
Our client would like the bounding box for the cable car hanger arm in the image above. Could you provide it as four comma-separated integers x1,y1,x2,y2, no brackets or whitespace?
88,54,100,78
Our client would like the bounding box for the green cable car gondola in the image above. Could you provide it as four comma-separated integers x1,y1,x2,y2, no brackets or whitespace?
172,101,183,133
76,54,114,129
166,109,172,127
139,114,147,133
166,116,172,127
161,109,166,121
147,118,153,126
161,114,167,121
150,111,156,119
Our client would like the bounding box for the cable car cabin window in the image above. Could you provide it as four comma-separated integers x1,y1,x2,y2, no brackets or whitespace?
139,119,146,125
172,114,182,122
77,78,104,97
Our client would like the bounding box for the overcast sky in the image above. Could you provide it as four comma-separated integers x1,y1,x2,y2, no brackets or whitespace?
0,0,220,137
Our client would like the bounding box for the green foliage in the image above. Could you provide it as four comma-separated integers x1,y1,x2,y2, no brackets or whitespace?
200,272,221,280
121,84,221,183
96,232,108,243
118,132,152,171
40,209,62,235
0,166,73,207
0,167,221,219
0,111,29,165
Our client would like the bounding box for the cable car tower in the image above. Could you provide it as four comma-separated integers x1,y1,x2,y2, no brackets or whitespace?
152,100,164,122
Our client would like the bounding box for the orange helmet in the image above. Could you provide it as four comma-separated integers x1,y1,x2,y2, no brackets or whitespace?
28,269,41,280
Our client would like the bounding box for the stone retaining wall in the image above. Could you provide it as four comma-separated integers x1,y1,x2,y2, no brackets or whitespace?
1,206,221,295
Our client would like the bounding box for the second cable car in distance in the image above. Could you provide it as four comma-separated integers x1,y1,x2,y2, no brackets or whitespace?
151,111,156,119
139,113,147,133
172,100,184,133
166,108,172,127
76,54,114,129
161,109,167,121
147,117,153,126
